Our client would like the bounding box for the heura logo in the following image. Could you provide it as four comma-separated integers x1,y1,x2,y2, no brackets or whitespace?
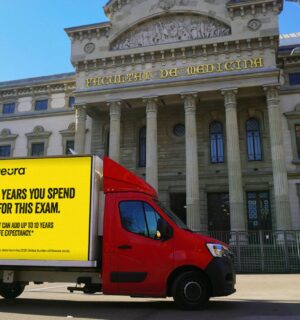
0,167,26,176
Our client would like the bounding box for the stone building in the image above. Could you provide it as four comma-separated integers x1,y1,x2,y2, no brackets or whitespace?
1,0,300,233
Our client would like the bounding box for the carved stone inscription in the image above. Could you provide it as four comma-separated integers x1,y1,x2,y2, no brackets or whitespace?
111,14,231,50
85,57,264,88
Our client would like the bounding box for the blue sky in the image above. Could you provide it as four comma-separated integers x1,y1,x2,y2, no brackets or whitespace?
0,0,299,82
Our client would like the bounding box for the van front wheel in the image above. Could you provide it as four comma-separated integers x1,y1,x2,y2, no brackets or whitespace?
172,271,209,310
0,282,26,299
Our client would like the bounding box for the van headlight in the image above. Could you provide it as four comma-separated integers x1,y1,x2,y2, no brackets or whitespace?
206,243,230,258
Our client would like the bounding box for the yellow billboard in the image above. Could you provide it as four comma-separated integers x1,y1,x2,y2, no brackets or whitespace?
0,156,92,261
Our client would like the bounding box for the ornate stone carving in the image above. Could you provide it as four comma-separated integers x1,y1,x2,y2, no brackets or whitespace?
111,14,231,50
248,19,262,31
0,129,11,137
84,42,96,54
159,0,175,10
33,126,45,134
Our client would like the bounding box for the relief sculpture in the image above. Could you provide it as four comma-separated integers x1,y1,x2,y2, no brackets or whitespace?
111,15,231,50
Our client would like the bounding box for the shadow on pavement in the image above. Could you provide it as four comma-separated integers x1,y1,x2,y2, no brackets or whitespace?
0,298,300,319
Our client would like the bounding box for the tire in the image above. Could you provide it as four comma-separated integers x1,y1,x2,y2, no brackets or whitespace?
172,271,209,310
0,282,26,299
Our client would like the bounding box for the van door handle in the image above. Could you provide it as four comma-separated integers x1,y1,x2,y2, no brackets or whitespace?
118,245,132,250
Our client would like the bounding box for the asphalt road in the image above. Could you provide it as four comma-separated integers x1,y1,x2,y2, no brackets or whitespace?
0,275,299,320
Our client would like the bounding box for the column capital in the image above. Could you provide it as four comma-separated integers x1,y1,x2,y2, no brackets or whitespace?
180,92,198,100
263,84,280,102
221,88,238,109
107,100,122,116
74,103,86,110
74,104,87,121
74,104,87,154
181,92,198,112
143,96,159,102
143,96,159,112
107,100,122,107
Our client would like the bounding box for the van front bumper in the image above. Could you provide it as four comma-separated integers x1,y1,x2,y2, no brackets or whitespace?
204,257,236,297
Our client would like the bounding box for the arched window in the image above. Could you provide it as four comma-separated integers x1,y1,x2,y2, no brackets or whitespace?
139,127,146,167
246,118,262,161
210,121,224,163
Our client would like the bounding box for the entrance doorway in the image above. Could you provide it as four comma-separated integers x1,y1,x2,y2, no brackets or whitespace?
246,191,272,231
170,193,186,224
207,192,230,231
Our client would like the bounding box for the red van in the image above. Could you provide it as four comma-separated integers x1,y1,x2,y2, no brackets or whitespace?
0,156,235,310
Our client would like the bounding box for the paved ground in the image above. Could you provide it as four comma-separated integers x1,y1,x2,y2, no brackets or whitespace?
0,275,299,320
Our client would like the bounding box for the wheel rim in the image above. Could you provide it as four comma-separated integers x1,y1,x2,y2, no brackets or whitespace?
183,281,202,302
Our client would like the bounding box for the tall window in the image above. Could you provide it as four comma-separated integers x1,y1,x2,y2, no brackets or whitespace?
2,103,15,114
35,99,48,111
0,145,11,157
296,125,300,159
289,73,300,86
31,143,45,156
68,96,75,108
65,140,74,154
210,121,224,163
139,126,146,167
246,118,262,161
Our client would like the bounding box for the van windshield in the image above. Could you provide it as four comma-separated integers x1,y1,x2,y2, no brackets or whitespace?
155,200,191,231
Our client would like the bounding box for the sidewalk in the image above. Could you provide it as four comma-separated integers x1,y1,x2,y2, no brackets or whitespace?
223,274,300,302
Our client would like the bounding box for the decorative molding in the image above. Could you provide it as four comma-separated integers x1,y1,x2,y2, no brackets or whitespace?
66,24,111,43
226,0,283,19
111,14,231,50
84,42,96,54
0,128,18,141
248,19,262,31
75,36,275,73
0,81,76,99
104,0,198,19
25,126,52,139
159,0,176,11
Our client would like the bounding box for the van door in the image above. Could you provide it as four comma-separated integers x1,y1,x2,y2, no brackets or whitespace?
110,195,174,296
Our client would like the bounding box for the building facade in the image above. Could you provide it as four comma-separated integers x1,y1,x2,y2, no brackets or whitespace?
1,0,300,233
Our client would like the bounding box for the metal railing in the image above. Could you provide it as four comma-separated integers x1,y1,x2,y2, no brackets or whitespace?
201,230,300,273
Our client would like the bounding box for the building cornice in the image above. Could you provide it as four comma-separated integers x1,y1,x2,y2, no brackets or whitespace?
0,75,76,100
0,109,74,121
73,35,277,73
226,0,283,19
65,22,111,43
104,0,283,20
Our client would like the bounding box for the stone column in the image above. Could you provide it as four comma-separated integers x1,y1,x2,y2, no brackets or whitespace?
264,85,292,230
182,93,201,231
144,97,158,190
74,104,86,154
108,101,121,163
222,89,246,232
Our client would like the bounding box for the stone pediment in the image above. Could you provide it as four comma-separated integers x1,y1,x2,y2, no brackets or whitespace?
111,14,231,51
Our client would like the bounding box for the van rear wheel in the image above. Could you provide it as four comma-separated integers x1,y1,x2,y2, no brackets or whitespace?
172,271,209,310
0,282,26,299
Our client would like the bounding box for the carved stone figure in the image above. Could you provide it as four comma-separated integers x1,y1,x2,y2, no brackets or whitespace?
111,14,231,50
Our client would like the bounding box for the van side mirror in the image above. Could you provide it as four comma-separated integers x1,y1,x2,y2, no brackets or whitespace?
157,218,173,240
